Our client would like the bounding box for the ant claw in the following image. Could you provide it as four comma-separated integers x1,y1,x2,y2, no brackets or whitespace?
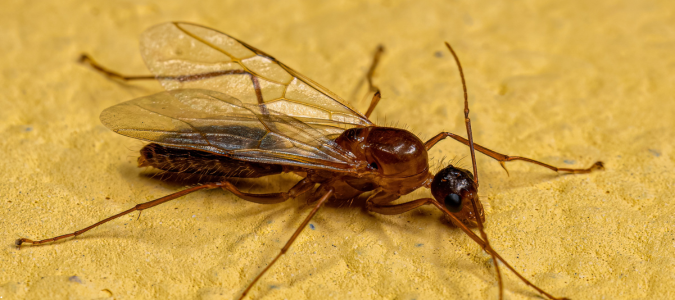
593,161,605,170
78,53,90,64
499,161,510,177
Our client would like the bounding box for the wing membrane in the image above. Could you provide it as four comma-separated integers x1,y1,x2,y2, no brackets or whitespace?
100,89,362,172
139,22,373,135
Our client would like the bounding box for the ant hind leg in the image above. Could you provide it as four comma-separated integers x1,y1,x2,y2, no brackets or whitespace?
79,54,155,81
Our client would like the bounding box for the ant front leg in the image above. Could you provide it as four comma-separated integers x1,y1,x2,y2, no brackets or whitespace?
365,190,433,215
368,198,434,215
429,198,569,300
425,131,604,175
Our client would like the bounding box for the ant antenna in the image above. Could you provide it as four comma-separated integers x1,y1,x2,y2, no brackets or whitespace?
445,42,504,299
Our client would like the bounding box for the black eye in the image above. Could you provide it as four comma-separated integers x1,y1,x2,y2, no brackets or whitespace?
444,193,462,213
369,162,379,170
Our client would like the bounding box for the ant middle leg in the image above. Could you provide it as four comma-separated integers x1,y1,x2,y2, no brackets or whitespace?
425,131,604,175
238,187,334,300
219,177,315,204
360,45,385,118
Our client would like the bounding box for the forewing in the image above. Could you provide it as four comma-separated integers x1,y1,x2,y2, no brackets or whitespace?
100,89,362,172
139,22,373,136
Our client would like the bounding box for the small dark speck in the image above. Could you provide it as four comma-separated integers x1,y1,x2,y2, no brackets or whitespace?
309,224,315,230
648,149,661,157
69,276,82,284
332,244,336,247
24,126,33,132
269,285,279,290
563,159,576,165
415,243,424,247
434,51,443,58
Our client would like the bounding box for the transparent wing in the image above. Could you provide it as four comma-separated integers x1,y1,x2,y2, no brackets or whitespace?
100,89,363,172
139,22,373,136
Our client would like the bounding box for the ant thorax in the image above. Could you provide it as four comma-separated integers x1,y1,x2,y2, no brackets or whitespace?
334,126,431,195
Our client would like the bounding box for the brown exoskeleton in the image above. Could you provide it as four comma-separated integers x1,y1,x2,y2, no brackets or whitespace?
17,22,603,299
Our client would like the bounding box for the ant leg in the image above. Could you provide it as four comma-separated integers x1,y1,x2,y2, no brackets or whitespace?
366,194,510,298
364,91,382,119
425,131,604,175
366,45,385,92
16,182,222,246
362,45,384,118
429,198,568,300
79,54,252,82
219,177,315,204
79,54,155,81
17,178,315,247
363,190,432,215
79,54,267,105
367,198,433,215
238,187,334,300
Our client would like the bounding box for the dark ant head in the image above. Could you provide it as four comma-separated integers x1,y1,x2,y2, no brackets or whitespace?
431,165,484,227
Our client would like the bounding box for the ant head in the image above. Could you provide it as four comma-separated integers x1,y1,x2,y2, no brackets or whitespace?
430,165,484,227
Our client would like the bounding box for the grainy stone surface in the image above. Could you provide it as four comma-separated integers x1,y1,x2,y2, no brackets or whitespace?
2,1,674,299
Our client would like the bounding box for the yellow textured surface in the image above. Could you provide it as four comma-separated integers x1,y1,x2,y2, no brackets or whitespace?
2,1,674,299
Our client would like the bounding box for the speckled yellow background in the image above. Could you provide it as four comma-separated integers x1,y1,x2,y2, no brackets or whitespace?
2,1,674,299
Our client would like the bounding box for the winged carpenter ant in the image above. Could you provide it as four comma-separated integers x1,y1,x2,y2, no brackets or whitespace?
17,22,603,299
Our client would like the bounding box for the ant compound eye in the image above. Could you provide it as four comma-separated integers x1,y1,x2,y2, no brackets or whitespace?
444,193,462,213
369,162,379,170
